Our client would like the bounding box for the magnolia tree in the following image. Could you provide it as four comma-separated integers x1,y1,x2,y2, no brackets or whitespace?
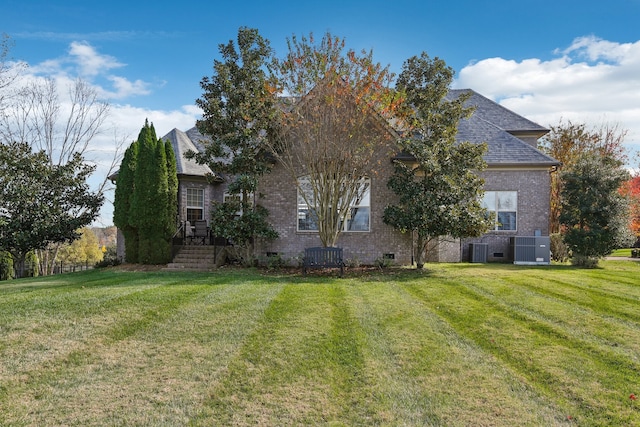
560,152,633,266
0,36,114,275
266,32,401,247
0,142,103,277
383,53,490,269
193,27,279,265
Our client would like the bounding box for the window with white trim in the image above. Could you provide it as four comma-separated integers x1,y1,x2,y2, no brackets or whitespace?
186,188,204,222
482,191,517,231
297,176,371,232
223,191,253,216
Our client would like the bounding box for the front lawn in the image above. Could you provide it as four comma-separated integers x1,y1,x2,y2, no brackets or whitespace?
1,262,639,426
610,248,633,257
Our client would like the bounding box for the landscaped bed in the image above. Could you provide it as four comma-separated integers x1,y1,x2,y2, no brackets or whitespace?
1,261,639,426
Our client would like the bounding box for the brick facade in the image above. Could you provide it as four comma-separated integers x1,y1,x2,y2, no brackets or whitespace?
255,151,413,266
462,167,552,262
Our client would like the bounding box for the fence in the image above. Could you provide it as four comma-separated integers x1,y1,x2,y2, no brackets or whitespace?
0,261,95,280
53,261,95,274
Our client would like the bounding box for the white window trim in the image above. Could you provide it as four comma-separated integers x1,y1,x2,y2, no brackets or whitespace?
223,191,254,216
186,188,204,221
296,176,371,233
483,190,517,231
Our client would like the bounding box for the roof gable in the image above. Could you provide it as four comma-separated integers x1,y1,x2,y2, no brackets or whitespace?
162,128,215,177
447,89,558,167
447,89,548,135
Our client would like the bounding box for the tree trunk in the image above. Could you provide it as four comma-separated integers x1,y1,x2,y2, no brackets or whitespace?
13,253,26,279
415,234,425,269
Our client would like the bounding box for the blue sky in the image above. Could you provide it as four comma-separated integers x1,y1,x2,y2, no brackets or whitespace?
2,0,640,224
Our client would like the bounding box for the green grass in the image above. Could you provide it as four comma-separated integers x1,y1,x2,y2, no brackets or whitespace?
1,262,640,426
611,248,633,257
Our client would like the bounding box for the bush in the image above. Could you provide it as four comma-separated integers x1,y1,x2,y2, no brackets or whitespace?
550,233,570,262
344,257,361,268
374,256,394,269
0,251,13,280
260,253,288,270
570,254,599,268
95,246,121,268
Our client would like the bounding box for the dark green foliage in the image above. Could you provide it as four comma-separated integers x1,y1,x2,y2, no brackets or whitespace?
113,140,139,262
195,27,278,261
95,246,120,268
209,199,278,266
114,121,178,265
560,152,631,266
132,122,172,264
0,251,13,280
383,53,490,268
0,142,103,277
165,139,178,236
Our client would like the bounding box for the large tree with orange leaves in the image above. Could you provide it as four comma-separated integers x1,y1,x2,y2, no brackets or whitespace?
626,175,640,243
266,32,401,247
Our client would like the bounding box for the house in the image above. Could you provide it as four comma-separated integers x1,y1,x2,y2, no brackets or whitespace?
118,89,559,265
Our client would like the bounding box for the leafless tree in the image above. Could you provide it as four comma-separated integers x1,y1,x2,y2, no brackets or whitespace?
0,40,120,275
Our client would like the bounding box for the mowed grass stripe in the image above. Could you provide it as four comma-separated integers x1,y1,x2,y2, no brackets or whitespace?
346,280,565,426
464,269,640,365
2,265,640,426
1,279,213,395
401,270,639,425
195,282,375,426
1,277,284,427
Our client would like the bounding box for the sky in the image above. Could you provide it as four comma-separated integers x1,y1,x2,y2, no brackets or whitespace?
2,0,640,225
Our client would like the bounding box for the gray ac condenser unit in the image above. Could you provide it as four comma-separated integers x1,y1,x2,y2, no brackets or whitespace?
469,243,488,263
510,236,550,265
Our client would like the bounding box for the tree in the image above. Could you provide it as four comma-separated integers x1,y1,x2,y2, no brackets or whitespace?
266,32,401,247
626,176,640,245
165,139,179,236
0,34,25,105
383,53,490,269
194,27,279,264
0,38,115,274
540,120,628,233
0,142,103,277
113,140,139,262
559,152,631,266
128,121,176,264
57,227,104,266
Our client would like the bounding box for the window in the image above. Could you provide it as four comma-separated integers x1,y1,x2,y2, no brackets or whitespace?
186,188,204,222
297,176,371,232
223,191,253,216
482,191,517,231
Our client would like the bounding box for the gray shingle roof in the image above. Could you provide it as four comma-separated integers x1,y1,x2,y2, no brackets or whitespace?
448,89,548,133
448,89,559,167
161,128,214,177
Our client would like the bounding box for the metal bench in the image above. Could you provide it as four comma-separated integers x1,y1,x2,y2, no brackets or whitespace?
303,247,344,276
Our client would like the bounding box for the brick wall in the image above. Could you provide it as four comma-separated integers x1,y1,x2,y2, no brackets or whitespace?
462,167,552,262
255,152,413,266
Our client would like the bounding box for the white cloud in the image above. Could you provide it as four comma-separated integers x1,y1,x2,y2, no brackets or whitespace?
454,36,640,159
4,42,202,226
68,41,124,77
102,76,150,99
26,41,147,101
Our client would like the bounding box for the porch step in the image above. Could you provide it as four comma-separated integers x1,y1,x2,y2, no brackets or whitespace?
163,245,226,271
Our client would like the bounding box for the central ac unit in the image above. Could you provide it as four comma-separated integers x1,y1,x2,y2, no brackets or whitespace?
510,236,550,265
469,243,488,263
